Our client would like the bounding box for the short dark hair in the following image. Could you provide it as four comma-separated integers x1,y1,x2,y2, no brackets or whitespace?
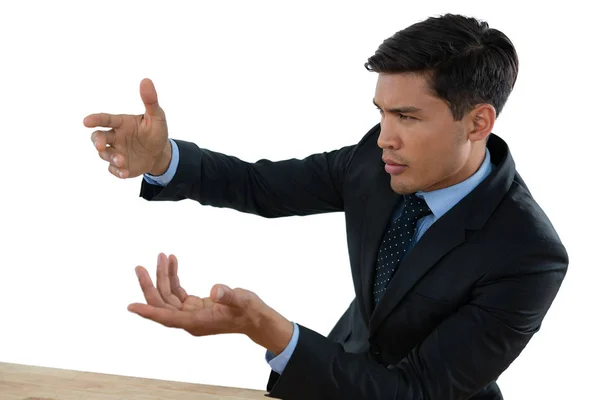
365,14,519,120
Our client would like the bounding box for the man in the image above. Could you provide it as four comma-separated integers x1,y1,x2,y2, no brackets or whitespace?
84,14,568,400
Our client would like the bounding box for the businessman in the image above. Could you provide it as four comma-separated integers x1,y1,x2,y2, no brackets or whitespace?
84,14,568,400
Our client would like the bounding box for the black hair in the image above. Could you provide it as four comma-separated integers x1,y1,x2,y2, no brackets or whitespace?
365,14,519,120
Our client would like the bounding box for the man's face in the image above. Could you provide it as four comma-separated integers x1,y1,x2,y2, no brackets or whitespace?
374,72,477,194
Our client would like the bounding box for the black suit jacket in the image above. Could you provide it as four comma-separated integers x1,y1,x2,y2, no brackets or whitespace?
140,124,568,400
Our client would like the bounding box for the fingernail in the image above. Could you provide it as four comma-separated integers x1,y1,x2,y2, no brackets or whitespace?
93,139,97,148
118,170,123,178
113,156,118,165
215,287,224,300
157,253,162,264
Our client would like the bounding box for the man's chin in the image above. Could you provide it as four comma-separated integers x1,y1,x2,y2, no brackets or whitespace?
389,178,416,195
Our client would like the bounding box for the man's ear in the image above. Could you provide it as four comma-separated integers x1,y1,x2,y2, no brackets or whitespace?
468,104,496,142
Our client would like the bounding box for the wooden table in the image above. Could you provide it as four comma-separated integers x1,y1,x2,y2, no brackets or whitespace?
0,362,267,399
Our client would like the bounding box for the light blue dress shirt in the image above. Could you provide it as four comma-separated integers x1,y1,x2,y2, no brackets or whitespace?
143,138,181,186
143,139,493,374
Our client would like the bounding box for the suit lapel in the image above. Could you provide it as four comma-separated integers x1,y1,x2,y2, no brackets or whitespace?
368,217,466,335
358,166,401,318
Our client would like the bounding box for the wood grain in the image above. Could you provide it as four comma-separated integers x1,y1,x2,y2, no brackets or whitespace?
0,362,267,400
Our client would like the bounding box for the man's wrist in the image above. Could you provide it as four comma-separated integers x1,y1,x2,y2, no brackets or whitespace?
148,139,172,176
248,304,294,356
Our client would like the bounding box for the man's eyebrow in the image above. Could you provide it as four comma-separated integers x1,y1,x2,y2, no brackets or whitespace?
372,99,423,114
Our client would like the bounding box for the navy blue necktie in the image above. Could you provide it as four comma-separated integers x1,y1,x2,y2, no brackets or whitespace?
373,194,432,304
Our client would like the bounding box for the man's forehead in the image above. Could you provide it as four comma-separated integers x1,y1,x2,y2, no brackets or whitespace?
374,73,441,109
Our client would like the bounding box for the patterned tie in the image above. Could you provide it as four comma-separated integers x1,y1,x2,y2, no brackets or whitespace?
373,194,432,304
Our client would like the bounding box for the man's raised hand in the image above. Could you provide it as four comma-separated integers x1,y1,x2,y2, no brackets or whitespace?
84,78,171,179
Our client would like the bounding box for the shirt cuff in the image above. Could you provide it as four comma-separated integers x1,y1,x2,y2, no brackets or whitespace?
265,321,299,375
143,138,180,187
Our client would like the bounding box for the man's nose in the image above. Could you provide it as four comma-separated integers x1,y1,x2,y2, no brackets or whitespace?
377,124,402,150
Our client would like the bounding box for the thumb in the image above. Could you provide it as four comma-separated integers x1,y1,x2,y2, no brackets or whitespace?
211,284,237,306
139,78,161,116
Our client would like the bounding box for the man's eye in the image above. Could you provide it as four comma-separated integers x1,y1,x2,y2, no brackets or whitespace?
375,108,415,121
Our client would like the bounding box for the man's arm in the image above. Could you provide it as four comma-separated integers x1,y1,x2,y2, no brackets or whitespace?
139,138,357,218
264,239,568,400
138,124,383,218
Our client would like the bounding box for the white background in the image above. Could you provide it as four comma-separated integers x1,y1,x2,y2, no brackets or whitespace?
0,0,597,398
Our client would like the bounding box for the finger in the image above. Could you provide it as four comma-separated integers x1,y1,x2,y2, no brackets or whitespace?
210,284,236,306
127,303,194,330
134,266,177,310
90,129,116,150
156,253,182,308
97,146,115,163
108,163,129,179
211,285,256,312
97,146,126,169
83,113,125,129
168,254,188,302
140,78,161,117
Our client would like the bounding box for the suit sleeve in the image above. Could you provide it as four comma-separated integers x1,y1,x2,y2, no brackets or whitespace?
265,239,568,400
139,139,357,218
